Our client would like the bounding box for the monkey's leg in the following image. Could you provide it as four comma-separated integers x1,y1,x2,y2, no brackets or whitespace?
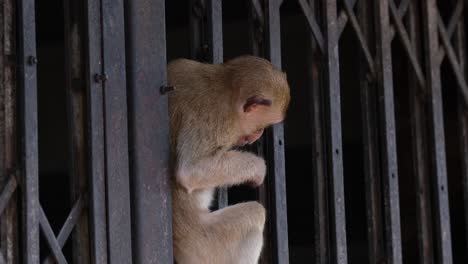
203,201,266,264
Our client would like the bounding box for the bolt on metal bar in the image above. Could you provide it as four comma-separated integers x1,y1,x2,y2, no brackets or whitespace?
18,0,40,261
422,0,454,263
84,0,108,262
322,0,348,262
125,0,173,262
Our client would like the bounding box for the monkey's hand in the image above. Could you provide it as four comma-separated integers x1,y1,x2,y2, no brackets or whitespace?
176,150,266,192
244,154,266,187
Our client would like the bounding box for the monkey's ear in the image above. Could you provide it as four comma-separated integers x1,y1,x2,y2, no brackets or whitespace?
243,96,272,113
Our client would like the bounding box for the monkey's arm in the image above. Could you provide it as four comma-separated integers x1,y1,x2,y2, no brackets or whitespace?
176,150,265,193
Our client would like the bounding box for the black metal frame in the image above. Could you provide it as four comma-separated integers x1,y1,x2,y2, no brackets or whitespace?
0,0,467,263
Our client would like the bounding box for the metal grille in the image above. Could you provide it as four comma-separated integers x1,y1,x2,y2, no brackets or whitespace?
0,0,467,263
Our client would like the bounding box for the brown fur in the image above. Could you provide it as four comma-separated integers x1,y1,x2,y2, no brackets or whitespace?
168,56,290,264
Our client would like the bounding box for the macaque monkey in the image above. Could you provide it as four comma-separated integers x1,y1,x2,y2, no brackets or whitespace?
168,56,290,264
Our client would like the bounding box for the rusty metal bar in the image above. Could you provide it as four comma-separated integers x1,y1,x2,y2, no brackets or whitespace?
84,0,108,261
125,0,173,262
374,1,403,263
18,0,40,261
305,1,330,262
322,0,347,262
421,0,453,263
358,1,385,263
263,0,289,263
101,0,133,261
63,0,91,262
1,0,18,262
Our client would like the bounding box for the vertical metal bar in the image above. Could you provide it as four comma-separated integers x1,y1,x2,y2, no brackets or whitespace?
101,0,133,262
1,0,18,262
407,2,434,263
421,0,453,263
455,8,468,261
374,0,403,263
322,0,347,263
263,0,289,263
63,1,91,262
18,0,40,262
359,1,385,263
189,0,204,60
305,1,330,263
205,0,227,209
84,0,108,262
125,0,173,262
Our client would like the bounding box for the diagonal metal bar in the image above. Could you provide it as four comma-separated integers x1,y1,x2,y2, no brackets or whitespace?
397,0,410,17
251,0,264,25
436,0,464,63
389,0,412,43
437,13,468,107
42,196,86,264
337,0,357,36
298,0,324,52
39,207,67,264
446,0,464,39
389,0,425,87
0,176,17,216
342,0,375,74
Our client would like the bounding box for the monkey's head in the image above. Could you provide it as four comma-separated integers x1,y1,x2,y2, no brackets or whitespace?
224,56,290,147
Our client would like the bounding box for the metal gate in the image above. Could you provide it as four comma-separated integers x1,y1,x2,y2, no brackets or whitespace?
1,0,467,263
